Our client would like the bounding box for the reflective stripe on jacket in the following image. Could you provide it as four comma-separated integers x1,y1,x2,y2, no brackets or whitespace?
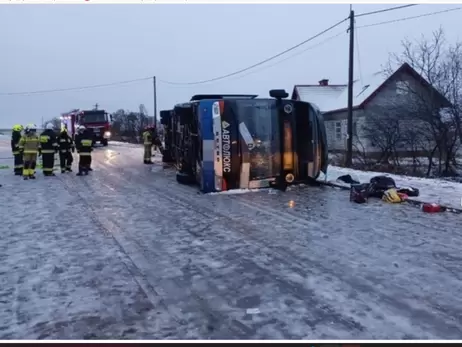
39,129,58,154
143,131,152,145
18,134,40,154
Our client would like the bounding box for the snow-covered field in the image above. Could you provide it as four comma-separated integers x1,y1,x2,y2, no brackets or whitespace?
1,140,462,339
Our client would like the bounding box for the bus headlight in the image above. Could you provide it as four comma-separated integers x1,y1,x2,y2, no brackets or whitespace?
104,131,111,138
285,173,295,183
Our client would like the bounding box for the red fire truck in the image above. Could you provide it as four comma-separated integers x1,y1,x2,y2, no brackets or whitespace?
61,109,113,146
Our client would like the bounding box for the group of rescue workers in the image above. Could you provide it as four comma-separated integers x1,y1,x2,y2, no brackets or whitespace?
10,123,94,180
8,123,162,181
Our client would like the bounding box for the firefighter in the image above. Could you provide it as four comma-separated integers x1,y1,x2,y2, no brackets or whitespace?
11,124,23,175
142,125,153,164
57,127,74,173
18,124,40,180
39,123,59,176
74,125,93,176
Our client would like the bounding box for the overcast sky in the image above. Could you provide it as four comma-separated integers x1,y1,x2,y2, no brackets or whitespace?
0,4,461,128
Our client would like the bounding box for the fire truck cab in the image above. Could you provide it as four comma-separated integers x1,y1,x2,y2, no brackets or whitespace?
61,109,113,146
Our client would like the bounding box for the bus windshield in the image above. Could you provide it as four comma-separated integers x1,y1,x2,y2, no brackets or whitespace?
234,99,281,180
81,112,107,123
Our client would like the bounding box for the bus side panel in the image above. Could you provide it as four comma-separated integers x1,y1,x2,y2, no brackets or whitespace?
222,101,241,190
199,101,216,193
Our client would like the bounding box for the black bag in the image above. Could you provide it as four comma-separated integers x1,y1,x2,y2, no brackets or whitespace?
350,183,370,204
368,175,396,198
337,174,360,185
397,187,420,197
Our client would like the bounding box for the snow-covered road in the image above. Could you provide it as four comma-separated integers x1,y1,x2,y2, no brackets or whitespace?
1,142,461,339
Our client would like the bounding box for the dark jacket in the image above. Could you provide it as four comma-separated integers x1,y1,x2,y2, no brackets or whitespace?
39,129,58,154
75,132,93,155
57,131,74,152
11,130,21,153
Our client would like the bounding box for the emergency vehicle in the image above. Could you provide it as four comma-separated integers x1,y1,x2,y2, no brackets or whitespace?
161,89,328,193
60,109,113,146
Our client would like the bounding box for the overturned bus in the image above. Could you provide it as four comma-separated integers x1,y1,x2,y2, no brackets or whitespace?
160,90,328,193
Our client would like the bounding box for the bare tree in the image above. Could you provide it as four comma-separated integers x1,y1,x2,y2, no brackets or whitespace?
109,105,152,143
387,27,462,177
362,104,403,166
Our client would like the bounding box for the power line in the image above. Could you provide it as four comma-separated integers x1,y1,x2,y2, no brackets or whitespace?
0,76,151,96
157,16,349,86
161,31,346,88
355,4,418,18
357,6,462,29
1,6,460,96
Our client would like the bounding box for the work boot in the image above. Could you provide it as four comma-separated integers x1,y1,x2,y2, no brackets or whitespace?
88,167,93,171
66,167,72,172
29,175,36,179
15,172,21,176
76,172,83,176
23,176,28,180
61,169,66,174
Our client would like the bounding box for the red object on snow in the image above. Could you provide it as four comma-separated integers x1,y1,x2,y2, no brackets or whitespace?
422,203,443,213
397,192,408,201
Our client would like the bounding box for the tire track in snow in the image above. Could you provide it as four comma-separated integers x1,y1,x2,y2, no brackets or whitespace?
89,157,382,338
58,171,249,339
91,148,462,339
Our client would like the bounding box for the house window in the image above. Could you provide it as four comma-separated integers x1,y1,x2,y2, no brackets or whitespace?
335,121,342,140
396,80,410,95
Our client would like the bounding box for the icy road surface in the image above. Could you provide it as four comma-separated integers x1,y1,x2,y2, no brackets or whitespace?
0,141,461,339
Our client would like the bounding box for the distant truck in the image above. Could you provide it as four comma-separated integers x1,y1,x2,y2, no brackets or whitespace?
61,109,113,146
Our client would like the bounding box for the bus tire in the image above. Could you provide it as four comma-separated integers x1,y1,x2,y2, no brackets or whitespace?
102,139,108,146
176,172,195,185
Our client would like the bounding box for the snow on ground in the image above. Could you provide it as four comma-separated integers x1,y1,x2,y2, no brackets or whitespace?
109,141,142,149
1,141,462,339
321,165,462,210
0,147,187,339
110,139,462,208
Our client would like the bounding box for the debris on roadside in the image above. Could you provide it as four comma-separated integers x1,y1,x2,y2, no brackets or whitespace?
422,203,445,213
346,175,421,205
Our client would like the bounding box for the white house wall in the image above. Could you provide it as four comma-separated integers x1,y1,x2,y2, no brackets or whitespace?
324,70,441,153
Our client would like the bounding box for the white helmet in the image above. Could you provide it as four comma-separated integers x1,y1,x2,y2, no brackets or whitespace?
78,125,86,133
25,123,37,133
45,123,54,130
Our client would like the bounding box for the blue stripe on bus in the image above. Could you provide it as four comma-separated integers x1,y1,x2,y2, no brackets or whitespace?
199,100,216,193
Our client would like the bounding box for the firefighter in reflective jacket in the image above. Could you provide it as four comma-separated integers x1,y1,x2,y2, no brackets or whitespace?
18,124,40,180
11,124,23,175
39,123,59,176
142,126,153,164
74,125,93,176
57,127,74,173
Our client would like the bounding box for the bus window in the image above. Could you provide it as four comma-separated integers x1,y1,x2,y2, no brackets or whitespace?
234,100,281,181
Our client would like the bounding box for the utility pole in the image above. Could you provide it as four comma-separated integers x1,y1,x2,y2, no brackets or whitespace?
346,8,355,168
153,76,157,127
93,103,99,110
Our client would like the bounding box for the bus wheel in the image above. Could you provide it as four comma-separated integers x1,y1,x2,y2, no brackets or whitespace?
176,172,195,185
102,139,108,146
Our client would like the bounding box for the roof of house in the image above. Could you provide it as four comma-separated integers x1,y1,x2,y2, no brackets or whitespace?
291,62,452,114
